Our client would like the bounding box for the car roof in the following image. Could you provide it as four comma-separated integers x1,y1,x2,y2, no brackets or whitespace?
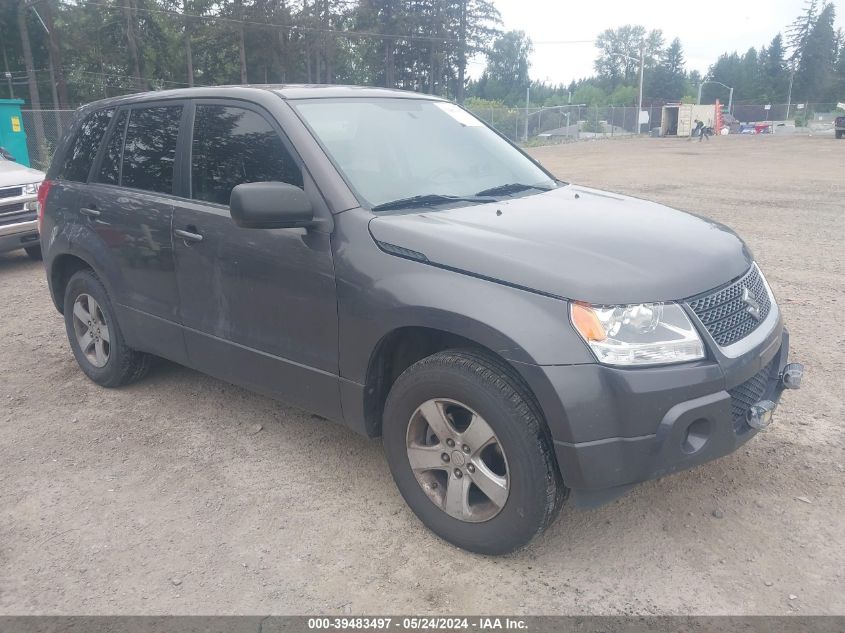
78,84,445,111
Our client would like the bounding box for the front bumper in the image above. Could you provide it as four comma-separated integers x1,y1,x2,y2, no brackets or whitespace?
519,322,799,507
0,219,39,254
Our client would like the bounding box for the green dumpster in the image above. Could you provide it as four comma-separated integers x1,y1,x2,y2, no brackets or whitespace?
0,99,31,166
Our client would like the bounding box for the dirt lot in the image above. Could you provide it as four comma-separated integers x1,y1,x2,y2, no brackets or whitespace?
1,135,843,615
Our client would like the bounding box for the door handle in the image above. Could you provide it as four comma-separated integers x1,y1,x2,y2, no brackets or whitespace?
174,228,203,243
80,207,100,218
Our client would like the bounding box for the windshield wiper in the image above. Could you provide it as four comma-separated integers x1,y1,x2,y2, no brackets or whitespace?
371,193,495,212
474,183,553,197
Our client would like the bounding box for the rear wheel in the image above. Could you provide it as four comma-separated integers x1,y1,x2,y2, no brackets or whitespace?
836,130,844,139
383,350,565,554
24,245,42,260
63,269,152,387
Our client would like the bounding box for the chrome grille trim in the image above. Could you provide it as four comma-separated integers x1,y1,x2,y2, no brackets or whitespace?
0,186,23,199
686,264,778,352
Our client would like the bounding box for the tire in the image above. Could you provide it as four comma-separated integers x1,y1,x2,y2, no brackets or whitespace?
24,245,42,260
63,269,152,387
836,130,844,139
383,349,565,554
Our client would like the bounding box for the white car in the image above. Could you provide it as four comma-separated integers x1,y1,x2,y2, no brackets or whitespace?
0,152,44,259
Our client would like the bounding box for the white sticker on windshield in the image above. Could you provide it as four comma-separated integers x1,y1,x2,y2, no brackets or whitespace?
434,102,483,127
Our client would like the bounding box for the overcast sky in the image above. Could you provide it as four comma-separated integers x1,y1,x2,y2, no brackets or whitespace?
467,0,845,85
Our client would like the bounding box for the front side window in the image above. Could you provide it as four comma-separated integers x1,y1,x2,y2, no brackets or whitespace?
121,105,183,194
191,104,303,206
292,98,556,209
60,108,113,182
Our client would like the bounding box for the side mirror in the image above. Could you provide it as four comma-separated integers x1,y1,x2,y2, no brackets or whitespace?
230,182,315,229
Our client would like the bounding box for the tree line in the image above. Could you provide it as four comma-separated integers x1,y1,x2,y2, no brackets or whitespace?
706,1,842,105
1,0,843,115
472,2,843,110
1,0,501,108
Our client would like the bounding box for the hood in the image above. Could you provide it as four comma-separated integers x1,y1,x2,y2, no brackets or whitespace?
368,184,753,304
0,160,45,188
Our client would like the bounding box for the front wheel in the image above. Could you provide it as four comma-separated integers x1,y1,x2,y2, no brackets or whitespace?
383,350,565,554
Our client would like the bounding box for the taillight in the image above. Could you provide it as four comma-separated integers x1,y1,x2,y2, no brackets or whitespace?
37,179,53,234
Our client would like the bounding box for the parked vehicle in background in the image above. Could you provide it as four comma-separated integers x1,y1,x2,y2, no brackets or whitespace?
39,86,803,554
0,154,44,259
835,115,845,139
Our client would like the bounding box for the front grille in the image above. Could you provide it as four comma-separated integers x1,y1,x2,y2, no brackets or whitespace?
728,359,775,432
0,187,23,199
0,209,35,227
687,264,772,346
0,202,26,217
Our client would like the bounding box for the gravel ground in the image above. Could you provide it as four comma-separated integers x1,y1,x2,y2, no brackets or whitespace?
1,134,843,615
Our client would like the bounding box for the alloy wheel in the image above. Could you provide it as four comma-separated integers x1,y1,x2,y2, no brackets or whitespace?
406,398,510,522
71,293,111,368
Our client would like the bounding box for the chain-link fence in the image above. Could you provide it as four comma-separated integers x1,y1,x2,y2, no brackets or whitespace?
467,102,845,145
20,110,76,171
466,105,663,144
731,103,843,125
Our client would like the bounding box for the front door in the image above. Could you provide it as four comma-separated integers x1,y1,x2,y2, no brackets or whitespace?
171,100,341,420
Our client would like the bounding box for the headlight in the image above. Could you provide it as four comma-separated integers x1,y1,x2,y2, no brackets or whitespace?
23,182,41,195
570,302,705,366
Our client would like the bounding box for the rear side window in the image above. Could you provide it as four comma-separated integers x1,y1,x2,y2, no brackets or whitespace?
121,105,183,194
191,104,303,206
96,109,128,186
59,109,113,182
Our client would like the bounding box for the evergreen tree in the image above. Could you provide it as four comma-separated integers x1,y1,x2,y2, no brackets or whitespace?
649,37,686,100
794,2,837,101
758,34,788,102
787,0,819,64
476,29,531,104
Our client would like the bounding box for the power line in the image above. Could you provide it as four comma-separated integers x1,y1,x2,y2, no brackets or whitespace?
20,66,199,87
533,40,594,45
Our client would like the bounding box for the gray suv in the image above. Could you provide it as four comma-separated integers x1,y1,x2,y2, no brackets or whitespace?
39,86,803,554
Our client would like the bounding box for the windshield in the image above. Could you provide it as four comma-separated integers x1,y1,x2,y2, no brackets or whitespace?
292,98,556,209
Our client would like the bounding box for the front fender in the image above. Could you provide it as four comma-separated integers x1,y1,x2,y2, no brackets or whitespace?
333,208,593,384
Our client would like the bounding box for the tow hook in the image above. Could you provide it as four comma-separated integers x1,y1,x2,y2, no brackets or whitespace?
780,363,804,390
747,400,777,430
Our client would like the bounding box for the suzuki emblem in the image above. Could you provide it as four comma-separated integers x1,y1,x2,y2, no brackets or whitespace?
742,287,762,321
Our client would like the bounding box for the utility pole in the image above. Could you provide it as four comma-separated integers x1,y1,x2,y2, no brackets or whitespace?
637,46,644,134
612,49,645,134
786,70,795,120
698,80,734,113
456,0,466,104
1,45,13,99
524,85,529,141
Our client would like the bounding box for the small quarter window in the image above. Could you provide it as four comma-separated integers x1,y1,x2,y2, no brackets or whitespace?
191,105,303,206
121,105,183,194
59,109,113,182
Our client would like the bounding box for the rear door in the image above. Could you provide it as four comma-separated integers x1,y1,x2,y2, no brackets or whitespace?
83,102,187,362
48,107,114,255
171,99,341,420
